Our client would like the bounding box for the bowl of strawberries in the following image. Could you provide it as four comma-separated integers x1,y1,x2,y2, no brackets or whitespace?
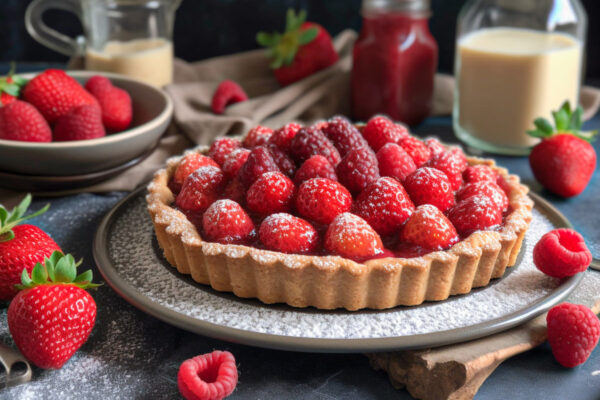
0,69,173,176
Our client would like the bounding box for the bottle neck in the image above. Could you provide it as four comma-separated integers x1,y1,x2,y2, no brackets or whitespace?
362,0,431,17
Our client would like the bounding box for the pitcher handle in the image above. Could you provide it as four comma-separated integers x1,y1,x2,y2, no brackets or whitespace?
25,0,84,57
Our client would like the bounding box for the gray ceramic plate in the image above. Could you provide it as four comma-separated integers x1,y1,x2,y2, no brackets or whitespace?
93,188,582,353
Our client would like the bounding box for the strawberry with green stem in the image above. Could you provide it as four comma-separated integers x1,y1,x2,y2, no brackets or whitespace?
0,63,28,106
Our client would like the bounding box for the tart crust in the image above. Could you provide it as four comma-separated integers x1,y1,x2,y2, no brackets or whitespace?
147,145,533,310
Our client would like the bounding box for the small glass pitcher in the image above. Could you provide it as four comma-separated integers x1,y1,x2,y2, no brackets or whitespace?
25,0,181,87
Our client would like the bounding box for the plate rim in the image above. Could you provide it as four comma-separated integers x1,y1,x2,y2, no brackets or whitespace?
93,186,583,353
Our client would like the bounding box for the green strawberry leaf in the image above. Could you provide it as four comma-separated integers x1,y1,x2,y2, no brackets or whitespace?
74,270,93,284
19,268,33,288
256,32,278,47
0,207,7,225
527,129,549,139
2,83,20,96
298,27,318,45
569,106,583,130
533,118,554,135
553,108,570,131
54,255,76,283
32,262,48,284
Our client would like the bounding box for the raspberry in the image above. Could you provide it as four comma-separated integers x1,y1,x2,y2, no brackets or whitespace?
353,177,414,236
289,126,341,166
211,80,248,114
208,137,242,166
178,350,238,400
243,125,273,148
533,229,592,278
399,136,431,168
447,195,503,236
222,177,246,205
173,153,220,192
362,116,408,151
202,199,255,244
321,115,369,156
324,213,384,262
295,178,352,225
294,155,337,185
268,122,302,152
246,172,295,215
546,303,600,368
403,167,455,212
268,144,296,177
463,165,498,184
175,166,225,215
376,143,416,182
427,150,466,191
336,147,380,194
456,181,509,212
400,204,459,250
424,138,446,157
259,213,319,254
238,146,280,187
222,148,250,179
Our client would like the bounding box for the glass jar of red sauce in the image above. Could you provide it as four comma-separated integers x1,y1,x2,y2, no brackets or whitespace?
351,0,438,126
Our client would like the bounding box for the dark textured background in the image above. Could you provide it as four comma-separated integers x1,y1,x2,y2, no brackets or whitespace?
1,0,599,78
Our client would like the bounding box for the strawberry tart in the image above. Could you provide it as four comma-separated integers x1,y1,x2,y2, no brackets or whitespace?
147,116,533,310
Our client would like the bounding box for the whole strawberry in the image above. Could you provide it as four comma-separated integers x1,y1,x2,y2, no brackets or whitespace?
528,101,597,197
257,9,339,86
0,100,52,142
8,251,99,369
85,75,133,132
53,104,106,141
0,195,60,300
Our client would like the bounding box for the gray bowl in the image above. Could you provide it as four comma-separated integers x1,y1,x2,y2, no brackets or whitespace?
0,70,173,176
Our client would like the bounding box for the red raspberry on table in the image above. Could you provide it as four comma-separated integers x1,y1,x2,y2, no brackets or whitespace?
295,178,352,225
403,167,455,212
211,80,248,115
246,171,295,215
376,143,416,182
175,166,226,215
208,137,242,166
0,100,52,142
202,199,255,244
427,149,467,191
456,181,509,212
178,350,238,400
222,148,250,179
259,213,319,254
321,115,369,156
546,303,600,368
268,122,302,152
53,104,106,141
243,125,273,148
424,138,446,157
353,177,414,236
238,146,280,187
294,155,337,184
447,195,503,236
222,176,246,205
85,75,133,132
362,115,408,151
400,204,459,250
533,229,592,278
268,144,296,177
336,147,380,194
399,136,431,167
324,213,384,262
289,126,341,166
463,165,498,184
173,153,220,192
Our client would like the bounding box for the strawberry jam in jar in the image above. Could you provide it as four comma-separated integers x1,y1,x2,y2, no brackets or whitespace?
352,0,438,126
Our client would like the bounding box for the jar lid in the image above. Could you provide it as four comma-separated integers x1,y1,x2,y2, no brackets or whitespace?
362,0,431,13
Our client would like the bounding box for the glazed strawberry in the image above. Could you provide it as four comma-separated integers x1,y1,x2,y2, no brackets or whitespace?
173,153,220,192
243,125,273,148
238,146,280,187
294,155,337,184
427,149,467,191
0,195,60,300
289,126,341,166
295,178,352,224
322,115,369,156
400,204,459,250
456,181,509,212
176,166,226,215
533,229,592,278
222,176,246,205
324,213,384,262
208,137,242,166
268,144,297,177
336,147,380,194
22,69,98,123
211,80,248,115
353,177,414,236
424,138,446,157
53,104,106,141
447,195,503,236
362,116,408,151
202,199,255,244
0,100,52,142
376,143,417,182
546,303,600,368
463,165,498,184
268,122,302,152
259,213,318,254
403,167,455,212
8,251,99,369
222,148,250,179
399,136,431,167
246,172,295,215
257,9,339,86
178,350,238,400
84,75,132,131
